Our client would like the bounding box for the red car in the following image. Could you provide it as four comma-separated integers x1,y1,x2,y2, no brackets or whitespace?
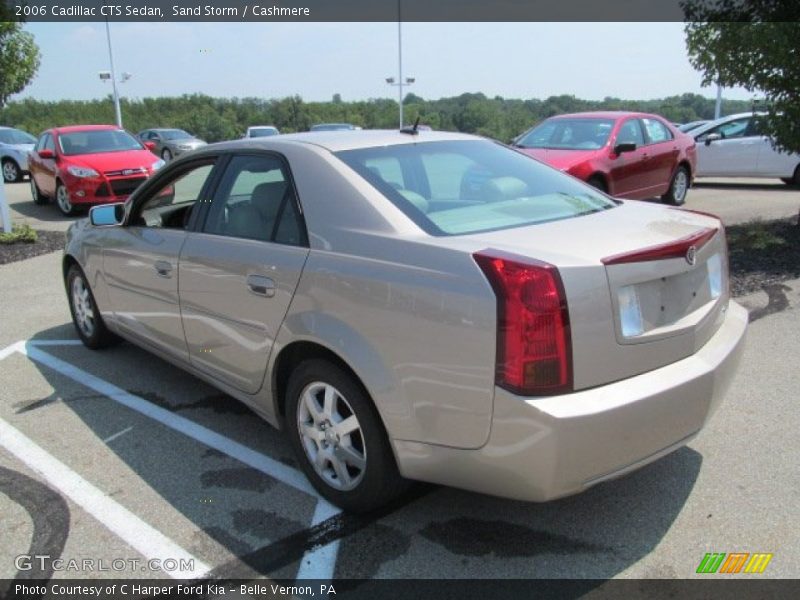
28,125,164,216
513,111,697,205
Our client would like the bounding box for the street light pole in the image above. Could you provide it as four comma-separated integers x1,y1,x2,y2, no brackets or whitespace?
105,19,122,128
398,18,403,128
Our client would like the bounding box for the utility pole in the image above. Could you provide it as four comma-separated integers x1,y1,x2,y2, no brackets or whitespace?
105,19,122,127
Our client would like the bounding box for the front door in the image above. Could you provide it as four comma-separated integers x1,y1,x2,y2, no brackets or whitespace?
103,158,218,360
608,118,649,197
179,153,309,394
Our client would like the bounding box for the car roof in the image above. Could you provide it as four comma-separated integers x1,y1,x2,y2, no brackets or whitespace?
209,129,480,153
51,124,120,134
547,111,662,120
689,112,765,136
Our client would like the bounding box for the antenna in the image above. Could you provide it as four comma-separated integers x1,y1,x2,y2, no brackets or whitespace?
400,115,421,136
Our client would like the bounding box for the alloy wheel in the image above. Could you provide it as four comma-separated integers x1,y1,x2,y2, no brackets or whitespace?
71,275,95,338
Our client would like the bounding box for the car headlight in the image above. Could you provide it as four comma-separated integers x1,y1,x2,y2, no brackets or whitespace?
67,166,99,178
151,159,166,171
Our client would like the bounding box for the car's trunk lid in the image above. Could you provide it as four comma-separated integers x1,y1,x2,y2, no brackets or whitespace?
470,201,729,390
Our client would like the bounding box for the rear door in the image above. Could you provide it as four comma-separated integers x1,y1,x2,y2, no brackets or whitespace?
178,153,309,394
103,158,219,360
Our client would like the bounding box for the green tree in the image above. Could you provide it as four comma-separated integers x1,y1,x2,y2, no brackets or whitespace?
0,22,41,108
683,1,800,153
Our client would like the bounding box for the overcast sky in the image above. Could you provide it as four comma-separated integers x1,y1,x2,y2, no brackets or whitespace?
16,22,753,103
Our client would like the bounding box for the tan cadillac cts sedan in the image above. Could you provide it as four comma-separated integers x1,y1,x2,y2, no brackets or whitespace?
63,130,748,512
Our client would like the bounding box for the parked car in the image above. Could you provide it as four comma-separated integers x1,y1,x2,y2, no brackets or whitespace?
137,128,206,161
310,123,358,131
64,130,747,512
513,111,697,205
678,120,710,133
29,125,164,216
0,126,37,183
691,112,800,184
244,126,280,138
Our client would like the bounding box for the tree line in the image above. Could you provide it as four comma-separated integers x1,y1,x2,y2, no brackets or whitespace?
0,92,754,143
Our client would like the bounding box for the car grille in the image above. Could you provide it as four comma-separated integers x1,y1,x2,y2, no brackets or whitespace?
108,177,147,197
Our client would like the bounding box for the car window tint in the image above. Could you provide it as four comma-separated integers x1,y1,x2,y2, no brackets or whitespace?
204,154,295,243
43,134,56,152
336,140,616,236
708,118,750,140
136,162,215,228
273,198,302,246
364,157,404,190
518,118,613,150
642,118,672,143
616,120,645,146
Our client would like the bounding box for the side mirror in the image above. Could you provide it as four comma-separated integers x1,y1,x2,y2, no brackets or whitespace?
38,149,55,159
703,133,722,146
89,203,125,227
144,141,156,151
613,142,637,155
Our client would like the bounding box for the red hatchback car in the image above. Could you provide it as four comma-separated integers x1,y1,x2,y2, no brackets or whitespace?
513,111,697,205
28,125,164,215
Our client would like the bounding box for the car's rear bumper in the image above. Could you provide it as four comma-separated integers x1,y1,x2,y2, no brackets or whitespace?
393,300,748,502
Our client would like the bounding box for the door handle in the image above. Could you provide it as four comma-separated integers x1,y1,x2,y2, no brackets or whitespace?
154,260,173,277
246,274,276,298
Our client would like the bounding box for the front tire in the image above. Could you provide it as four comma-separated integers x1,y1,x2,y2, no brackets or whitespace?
781,165,800,186
30,177,48,205
587,175,608,194
66,264,120,349
662,165,689,206
55,182,76,216
286,359,406,513
2,158,22,183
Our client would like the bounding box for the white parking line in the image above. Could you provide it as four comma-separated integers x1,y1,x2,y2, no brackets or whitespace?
1,340,342,581
0,418,210,579
103,425,134,444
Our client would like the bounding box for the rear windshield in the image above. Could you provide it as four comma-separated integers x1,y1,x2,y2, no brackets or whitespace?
58,130,143,155
0,128,36,144
249,128,278,137
517,118,615,150
335,140,616,236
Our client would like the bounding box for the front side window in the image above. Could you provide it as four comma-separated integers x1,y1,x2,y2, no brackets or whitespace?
43,134,56,153
642,118,672,144
616,119,645,146
516,118,614,150
59,129,143,155
203,154,303,246
336,140,616,236
702,118,751,140
133,161,216,228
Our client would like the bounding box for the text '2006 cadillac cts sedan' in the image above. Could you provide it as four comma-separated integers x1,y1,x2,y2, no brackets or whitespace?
63,130,748,512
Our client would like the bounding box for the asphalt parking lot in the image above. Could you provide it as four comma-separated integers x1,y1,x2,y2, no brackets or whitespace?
1,177,799,590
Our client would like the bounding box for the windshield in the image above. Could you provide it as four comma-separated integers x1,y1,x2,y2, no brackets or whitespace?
516,118,615,150
0,128,37,145
311,124,354,131
161,129,192,140
58,130,143,155
335,140,616,236
249,128,278,137
678,121,708,133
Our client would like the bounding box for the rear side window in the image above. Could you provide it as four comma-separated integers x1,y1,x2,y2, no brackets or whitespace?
336,140,616,236
642,118,673,143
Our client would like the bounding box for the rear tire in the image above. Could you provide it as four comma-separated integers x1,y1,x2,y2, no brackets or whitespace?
781,165,800,186
662,165,689,206
285,359,407,513
2,158,22,183
66,264,120,349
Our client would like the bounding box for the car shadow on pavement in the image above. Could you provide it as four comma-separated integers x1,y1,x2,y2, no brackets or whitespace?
22,328,702,585
6,182,84,224
693,180,798,193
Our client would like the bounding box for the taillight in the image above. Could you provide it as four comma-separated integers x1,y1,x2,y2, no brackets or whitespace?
474,249,572,396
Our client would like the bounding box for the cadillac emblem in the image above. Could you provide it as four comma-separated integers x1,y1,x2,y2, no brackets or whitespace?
686,245,697,266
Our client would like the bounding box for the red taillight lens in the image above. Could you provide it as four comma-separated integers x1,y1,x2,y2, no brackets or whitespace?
474,249,572,396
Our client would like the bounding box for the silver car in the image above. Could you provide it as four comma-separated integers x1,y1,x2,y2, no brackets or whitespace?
137,128,207,162
64,130,748,512
1,126,37,183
